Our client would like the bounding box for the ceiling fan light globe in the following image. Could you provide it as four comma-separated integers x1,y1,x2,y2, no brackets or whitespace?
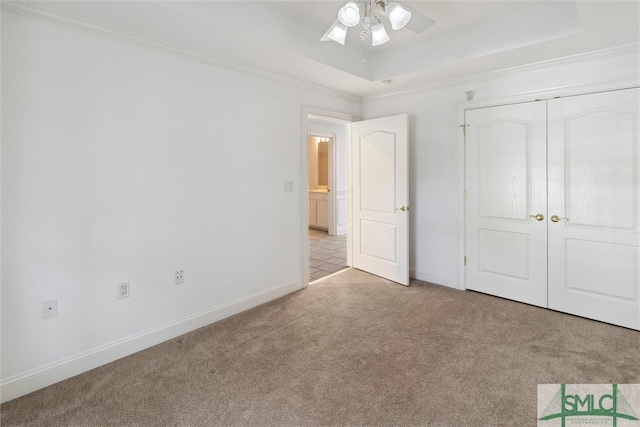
388,2,411,30
371,23,390,46
327,22,348,45
338,2,361,27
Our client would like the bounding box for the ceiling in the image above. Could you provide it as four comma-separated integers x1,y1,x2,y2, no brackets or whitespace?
14,1,640,98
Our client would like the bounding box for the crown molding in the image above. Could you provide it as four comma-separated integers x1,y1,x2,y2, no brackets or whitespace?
2,2,362,104
5,2,638,106
362,42,640,102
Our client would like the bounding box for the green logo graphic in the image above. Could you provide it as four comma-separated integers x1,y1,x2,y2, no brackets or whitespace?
539,384,639,427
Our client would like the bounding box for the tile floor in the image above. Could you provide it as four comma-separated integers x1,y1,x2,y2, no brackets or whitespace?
309,228,348,282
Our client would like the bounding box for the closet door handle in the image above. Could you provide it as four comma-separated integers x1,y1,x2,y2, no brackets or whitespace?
551,215,569,223
528,214,544,221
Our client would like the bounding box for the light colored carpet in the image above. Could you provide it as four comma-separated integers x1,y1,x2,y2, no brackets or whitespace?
2,268,639,426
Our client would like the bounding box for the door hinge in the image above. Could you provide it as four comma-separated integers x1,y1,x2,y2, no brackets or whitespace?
464,256,467,266
463,191,466,200
460,124,468,135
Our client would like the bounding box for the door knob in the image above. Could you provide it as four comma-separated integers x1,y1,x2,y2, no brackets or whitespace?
528,214,544,221
551,215,569,223
395,205,407,212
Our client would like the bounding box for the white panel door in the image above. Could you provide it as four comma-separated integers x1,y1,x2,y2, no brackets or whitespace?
352,115,409,285
548,88,640,329
466,102,548,307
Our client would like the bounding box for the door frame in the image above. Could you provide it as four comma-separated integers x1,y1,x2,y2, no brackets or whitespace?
455,78,639,292
302,107,359,288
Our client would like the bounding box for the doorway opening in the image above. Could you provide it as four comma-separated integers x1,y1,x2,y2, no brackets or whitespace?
304,111,355,285
302,110,410,287
308,133,348,282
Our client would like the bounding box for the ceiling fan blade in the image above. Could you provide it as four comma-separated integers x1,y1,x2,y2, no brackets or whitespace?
401,4,435,34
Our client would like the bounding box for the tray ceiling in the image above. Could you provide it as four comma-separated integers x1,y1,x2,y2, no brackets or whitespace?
9,1,640,97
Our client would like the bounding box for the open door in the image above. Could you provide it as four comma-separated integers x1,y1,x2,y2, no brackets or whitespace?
352,114,409,285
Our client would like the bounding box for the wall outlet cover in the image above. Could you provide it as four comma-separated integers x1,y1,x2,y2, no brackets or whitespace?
175,270,184,285
42,299,58,318
117,281,130,300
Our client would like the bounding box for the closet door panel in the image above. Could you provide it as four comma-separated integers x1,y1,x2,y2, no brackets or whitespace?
548,88,640,330
466,101,548,307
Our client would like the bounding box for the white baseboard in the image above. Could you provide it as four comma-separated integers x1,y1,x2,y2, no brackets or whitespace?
410,268,459,289
0,279,303,404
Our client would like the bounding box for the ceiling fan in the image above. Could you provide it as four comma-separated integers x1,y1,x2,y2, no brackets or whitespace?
321,0,435,47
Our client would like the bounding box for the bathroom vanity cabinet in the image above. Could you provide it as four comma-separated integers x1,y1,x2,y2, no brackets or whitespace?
309,190,328,230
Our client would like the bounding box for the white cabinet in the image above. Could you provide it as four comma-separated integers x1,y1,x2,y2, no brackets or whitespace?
309,191,328,230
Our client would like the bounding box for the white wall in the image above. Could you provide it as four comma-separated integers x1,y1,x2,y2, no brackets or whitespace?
1,12,359,401
3,5,638,404
361,47,640,288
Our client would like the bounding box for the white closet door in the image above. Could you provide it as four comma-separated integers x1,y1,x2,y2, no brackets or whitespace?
548,88,640,330
466,102,548,307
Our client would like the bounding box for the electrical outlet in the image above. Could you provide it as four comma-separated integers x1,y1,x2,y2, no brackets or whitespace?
117,281,130,300
175,270,184,285
42,299,58,319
